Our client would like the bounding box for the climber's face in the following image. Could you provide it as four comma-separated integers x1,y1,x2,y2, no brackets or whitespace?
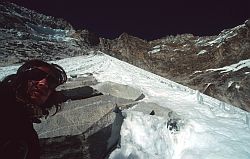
25,67,56,105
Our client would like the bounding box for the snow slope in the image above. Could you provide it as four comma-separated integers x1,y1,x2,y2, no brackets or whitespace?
1,53,250,159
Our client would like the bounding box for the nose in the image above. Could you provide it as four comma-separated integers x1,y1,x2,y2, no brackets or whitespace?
37,78,49,88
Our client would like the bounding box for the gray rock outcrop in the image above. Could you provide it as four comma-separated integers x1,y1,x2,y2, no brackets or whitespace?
34,75,144,159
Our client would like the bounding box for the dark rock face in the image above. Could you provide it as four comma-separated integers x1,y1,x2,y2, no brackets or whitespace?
39,125,112,159
72,30,100,47
0,2,72,30
100,33,152,70
245,19,250,28
0,2,100,66
101,25,250,111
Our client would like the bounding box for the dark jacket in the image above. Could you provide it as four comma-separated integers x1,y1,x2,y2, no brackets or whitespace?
0,80,40,159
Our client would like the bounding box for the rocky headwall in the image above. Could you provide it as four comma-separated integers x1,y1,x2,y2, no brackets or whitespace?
100,22,250,111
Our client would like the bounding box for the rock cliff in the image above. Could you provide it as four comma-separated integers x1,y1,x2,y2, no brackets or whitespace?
0,2,99,66
100,22,250,111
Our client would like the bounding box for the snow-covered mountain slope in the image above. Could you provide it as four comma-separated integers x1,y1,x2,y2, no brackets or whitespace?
101,22,250,112
1,1,249,113
62,53,250,159
1,53,249,159
56,54,250,159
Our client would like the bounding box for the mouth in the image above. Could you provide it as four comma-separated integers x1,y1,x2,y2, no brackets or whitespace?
30,91,42,99
30,88,48,97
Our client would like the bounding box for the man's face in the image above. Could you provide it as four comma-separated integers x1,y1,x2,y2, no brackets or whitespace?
27,78,52,105
26,67,53,105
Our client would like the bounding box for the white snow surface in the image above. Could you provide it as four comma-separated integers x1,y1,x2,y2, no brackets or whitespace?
208,59,250,73
197,50,208,55
1,53,250,159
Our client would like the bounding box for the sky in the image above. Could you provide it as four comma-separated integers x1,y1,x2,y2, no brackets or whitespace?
6,0,250,40
1,52,250,159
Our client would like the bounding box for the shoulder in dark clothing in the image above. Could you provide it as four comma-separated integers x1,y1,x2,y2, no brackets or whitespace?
0,76,41,159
